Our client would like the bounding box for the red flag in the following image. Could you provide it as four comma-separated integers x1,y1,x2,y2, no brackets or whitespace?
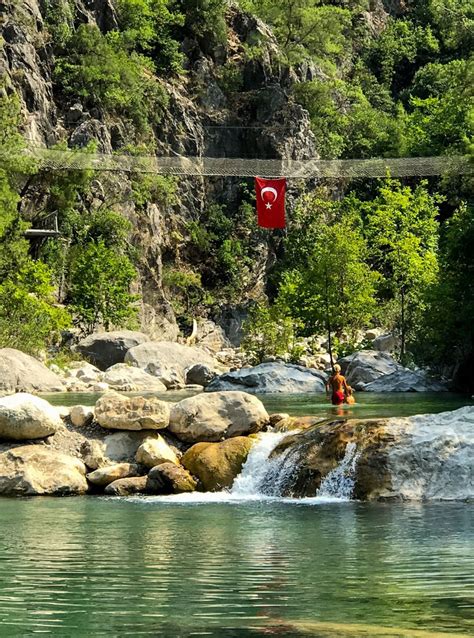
255,177,286,228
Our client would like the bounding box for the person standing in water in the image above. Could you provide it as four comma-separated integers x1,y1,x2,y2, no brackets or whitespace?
326,363,349,406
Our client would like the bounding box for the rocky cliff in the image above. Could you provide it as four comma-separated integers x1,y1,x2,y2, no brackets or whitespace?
1,0,317,340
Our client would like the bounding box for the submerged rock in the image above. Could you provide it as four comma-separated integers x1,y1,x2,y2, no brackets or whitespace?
169,391,269,442
181,436,255,491
0,393,62,440
148,462,197,494
0,348,65,394
206,362,327,394
125,341,217,388
0,445,88,495
94,392,170,431
76,330,150,370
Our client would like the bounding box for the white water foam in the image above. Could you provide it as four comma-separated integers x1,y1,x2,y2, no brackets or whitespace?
129,431,356,505
317,442,360,500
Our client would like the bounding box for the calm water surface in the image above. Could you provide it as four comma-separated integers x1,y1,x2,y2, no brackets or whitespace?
0,498,472,637
44,391,474,420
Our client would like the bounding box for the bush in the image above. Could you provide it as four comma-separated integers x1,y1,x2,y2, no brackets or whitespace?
241,304,299,364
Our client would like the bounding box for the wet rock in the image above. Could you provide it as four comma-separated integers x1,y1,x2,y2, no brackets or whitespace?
125,341,217,388
148,462,197,493
0,348,65,394
0,446,88,495
76,331,150,370
104,476,151,496
95,392,170,431
181,436,255,491
0,393,62,440
206,362,327,394
87,463,142,488
103,363,167,392
135,436,179,468
169,391,269,443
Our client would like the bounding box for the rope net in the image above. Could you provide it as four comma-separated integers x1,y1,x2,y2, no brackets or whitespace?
16,147,474,179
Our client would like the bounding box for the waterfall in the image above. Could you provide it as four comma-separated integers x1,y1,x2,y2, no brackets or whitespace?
317,442,360,499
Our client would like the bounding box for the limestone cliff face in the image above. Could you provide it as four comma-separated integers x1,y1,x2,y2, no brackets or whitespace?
0,0,317,338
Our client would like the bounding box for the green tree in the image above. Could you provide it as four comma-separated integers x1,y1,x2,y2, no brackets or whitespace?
363,180,440,361
241,303,299,364
68,240,138,334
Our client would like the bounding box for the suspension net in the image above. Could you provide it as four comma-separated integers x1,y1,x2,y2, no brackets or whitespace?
18,146,474,179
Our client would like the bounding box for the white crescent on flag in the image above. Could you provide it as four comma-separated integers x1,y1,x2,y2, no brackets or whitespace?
260,186,278,202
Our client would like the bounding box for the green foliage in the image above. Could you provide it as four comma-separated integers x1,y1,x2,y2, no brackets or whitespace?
241,304,299,364
162,266,213,317
54,24,168,134
68,240,138,334
179,0,228,50
43,0,75,47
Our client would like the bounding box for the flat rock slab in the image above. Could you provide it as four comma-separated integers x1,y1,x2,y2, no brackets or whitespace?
0,348,65,394
76,331,150,370
206,362,327,394
0,393,63,440
169,391,269,442
0,445,88,495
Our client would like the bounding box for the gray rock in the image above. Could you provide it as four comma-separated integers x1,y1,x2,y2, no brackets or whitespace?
0,445,88,496
373,333,399,352
338,351,402,390
125,341,217,388
364,369,447,392
0,393,62,440
103,363,167,392
185,364,217,387
0,348,65,394
168,391,269,443
206,363,327,394
104,476,152,496
76,331,150,370
95,392,170,431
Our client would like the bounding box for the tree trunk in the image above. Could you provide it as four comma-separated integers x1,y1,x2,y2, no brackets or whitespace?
400,286,406,363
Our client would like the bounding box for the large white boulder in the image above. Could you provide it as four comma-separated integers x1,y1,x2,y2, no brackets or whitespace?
339,351,402,390
364,369,447,392
0,445,88,495
125,341,217,388
103,363,167,392
206,362,327,394
169,391,269,443
0,348,65,394
94,392,170,431
76,330,150,370
0,393,62,440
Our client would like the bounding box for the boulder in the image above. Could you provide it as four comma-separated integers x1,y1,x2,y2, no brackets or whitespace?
338,351,402,390
125,341,216,388
86,463,141,487
181,436,255,491
103,363,167,392
0,348,65,394
102,431,164,463
76,330,150,370
148,462,197,494
185,364,217,387
135,435,179,468
169,391,269,443
74,364,103,384
194,319,232,352
206,362,327,394
104,476,152,496
80,439,108,470
373,333,399,352
0,393,62,440
70,405,94,428
94,392,170,431
364,369,447,392
0,445,88,495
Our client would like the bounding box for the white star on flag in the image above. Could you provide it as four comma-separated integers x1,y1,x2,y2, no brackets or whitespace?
265,202,272,209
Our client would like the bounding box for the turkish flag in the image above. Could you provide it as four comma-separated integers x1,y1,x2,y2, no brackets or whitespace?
255,177,286,228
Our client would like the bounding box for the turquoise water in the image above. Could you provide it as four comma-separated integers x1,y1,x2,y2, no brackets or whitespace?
0,498,472,637
44,391,474,420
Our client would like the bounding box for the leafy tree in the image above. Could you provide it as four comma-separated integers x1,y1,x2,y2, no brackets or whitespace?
241,303,299,364
363,180,440,361
68,240,138,334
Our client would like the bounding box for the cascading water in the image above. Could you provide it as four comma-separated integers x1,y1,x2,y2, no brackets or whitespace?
317,442,360,499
